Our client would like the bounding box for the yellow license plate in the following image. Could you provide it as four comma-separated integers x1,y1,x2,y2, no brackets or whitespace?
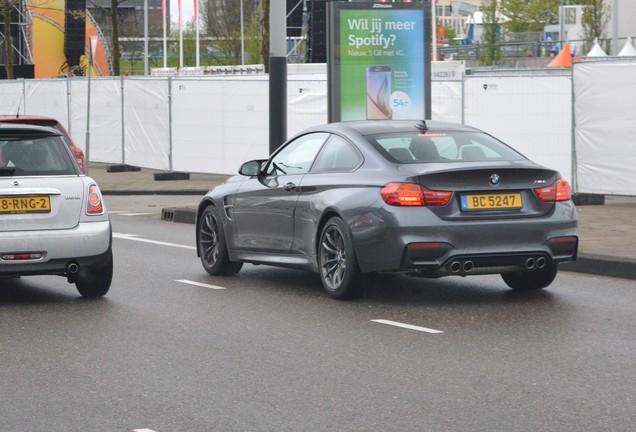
0,196,51,214
461,193,523,210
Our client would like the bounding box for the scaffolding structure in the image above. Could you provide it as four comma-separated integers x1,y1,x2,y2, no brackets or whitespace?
0,0,34,73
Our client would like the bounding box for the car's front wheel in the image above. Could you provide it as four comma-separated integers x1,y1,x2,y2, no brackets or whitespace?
318,217,361,299
501,262,558,290
198,205,242,276
75,250,113,297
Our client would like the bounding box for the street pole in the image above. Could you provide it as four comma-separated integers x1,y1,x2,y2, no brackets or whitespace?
269,0,287,153
179,0,184,68
85,61,91,176
85,37,97,175
612,0,618,55
162,0,167,68
196,0,200,67
559,0,564,49
144,0,149,75
240,0,245,65
432,0,437,61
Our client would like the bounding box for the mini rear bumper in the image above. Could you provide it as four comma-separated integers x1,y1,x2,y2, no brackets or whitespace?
0,220,112,276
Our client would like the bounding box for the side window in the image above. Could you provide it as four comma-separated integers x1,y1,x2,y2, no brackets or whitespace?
311,135,362,172
266,132,329,175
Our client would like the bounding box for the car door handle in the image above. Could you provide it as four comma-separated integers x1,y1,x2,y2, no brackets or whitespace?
283,182,296,192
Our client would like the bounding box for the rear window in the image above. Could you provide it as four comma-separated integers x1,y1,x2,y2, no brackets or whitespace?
370,131,526,163
0,135,76,176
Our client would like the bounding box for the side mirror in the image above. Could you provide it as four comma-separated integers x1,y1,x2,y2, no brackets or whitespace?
239,160,266,176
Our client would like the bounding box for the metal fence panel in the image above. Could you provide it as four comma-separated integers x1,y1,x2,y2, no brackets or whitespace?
123,78,171,170
574,60,636,195
464,75,573,184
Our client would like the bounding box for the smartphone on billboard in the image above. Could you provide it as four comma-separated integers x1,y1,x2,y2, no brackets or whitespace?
366,66,392,120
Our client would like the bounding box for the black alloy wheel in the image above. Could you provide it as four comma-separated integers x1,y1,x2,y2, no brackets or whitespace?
318,217,361,299
198,205,242,276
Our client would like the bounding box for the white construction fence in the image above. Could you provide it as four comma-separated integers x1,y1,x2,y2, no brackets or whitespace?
0,58,634,196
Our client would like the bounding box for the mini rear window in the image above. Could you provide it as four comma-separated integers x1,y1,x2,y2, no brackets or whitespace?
0,135,76,176
370,131,527,164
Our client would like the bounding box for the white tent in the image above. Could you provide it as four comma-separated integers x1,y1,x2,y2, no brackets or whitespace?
618,37,636,56
586,38,607,57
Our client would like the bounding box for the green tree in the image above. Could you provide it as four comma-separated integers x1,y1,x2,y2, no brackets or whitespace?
526,0,559,32
203,0,262,66
88,0,130,76
260,0,269,72
500,0,530,34
480,0,501,66
500,0,559,35
245,12,263,64
580,0,610,52
445,26,458,45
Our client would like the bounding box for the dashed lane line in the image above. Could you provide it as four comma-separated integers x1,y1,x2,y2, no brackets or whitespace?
113,232,196,250
176,279,226,290
372,319,444,334
108,211,154,216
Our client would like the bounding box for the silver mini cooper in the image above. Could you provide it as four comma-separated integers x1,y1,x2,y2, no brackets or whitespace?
0,123,112,297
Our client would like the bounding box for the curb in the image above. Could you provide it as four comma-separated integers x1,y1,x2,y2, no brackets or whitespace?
161,206,197,224
561,254,636,280
160,206,636,282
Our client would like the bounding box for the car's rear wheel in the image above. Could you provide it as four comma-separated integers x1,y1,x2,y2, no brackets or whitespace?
318,217,361,299
198,205,242,276
75,250,113,297
501,262,558,290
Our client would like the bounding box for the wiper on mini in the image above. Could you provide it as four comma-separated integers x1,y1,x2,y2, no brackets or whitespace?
0,166,15,176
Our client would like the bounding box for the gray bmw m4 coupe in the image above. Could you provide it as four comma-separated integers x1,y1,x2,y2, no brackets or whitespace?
196,120,578,299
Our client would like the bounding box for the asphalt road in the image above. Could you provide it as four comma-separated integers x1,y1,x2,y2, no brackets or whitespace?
1,195,634,432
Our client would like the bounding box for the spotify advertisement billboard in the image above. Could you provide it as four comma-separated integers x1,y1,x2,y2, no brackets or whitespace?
327,1,431,122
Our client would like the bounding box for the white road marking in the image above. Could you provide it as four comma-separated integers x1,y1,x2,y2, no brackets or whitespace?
108,211,154,216
372,319,444,334
113,232,196,250
133,429,158,432
177,279,226,290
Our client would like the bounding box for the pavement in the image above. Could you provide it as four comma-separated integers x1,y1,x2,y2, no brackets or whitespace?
90,162,636,281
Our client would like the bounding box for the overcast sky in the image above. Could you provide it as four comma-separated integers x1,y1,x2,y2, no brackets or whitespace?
170,0,196,25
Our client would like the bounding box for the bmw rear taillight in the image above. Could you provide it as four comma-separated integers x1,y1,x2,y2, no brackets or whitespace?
87,184,104,215
534,178,572,202
381,183,452,207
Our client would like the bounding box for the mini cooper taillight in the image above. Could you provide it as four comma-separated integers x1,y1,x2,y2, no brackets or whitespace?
534,178,572,202
72,146,86,174
381,183,452,207
86,184,104,215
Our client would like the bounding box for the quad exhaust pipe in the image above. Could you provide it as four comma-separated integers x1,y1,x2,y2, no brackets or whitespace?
524,256,547,270
525,257,536,270
449,260,474,274
447,256,547,275
450,261,462,273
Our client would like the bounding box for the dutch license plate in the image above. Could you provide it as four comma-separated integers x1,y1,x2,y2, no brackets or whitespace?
461,193,523,210
0,196,51,214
